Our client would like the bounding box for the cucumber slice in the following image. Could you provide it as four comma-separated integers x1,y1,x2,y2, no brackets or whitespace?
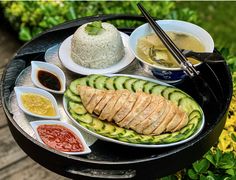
124,78,137,92
132,80,147,92
100,122,116,135
162,124,195,143
69,101,87,115
69,109,93,124
162,87,179,99
69,77,88,95
189,110,202,120
105,76,117,90
139,135,155,144
179,97,201,115
153,134,171,144
143,82,156,93
64,89,81,103
88,74,101,88
151,85,168,96
189,115,202,131
92,118,105,132
119,129,136,138
122,135,143,144
169,91,187,105
109,126,126,137
95,76,108,90
114,76,130,90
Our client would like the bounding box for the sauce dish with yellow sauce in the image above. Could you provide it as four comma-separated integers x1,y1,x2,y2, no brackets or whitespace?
14,86,60,119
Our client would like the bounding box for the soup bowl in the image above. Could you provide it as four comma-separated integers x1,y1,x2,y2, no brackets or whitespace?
129,20,214,83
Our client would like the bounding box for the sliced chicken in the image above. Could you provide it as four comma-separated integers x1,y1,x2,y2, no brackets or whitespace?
78,85,96,106
77,85,189,136
134,97,166,134
86,90,105,113
128,95,161,130
118,92,152,128
172,111,188,132
94,90,115,115
165,109,183,132
113,93,139,123
99,91,123,121
142,101,169,135
107,90,130,122
151,102,177,135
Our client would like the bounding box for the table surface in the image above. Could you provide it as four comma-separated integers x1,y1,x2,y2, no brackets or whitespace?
0,24,69,180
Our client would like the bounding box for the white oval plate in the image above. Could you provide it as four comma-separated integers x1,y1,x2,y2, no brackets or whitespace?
63,74,205,148
58,32,135,75
30,120,91,155
31,61,66,94
14,86,60,119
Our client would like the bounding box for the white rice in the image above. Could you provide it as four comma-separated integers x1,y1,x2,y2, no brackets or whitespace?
71,22,125,69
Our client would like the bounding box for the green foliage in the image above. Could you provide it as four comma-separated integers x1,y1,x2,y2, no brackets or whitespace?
171,149,236,180
217,47,236,90
0,1,199,41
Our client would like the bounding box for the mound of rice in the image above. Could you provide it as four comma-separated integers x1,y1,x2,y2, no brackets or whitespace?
71,22,125,69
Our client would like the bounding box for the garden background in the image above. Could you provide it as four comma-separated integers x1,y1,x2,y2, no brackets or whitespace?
1,1,236,179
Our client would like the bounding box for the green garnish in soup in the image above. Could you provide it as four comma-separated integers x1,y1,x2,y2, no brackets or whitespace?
137,32,205,68
85,21,104,35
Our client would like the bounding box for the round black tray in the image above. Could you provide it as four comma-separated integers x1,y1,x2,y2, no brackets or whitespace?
1,15,233,179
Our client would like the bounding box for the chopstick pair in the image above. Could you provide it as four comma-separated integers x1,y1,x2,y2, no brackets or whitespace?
137,3,200,78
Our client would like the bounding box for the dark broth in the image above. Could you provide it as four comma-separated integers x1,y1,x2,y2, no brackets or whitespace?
37,70,61,91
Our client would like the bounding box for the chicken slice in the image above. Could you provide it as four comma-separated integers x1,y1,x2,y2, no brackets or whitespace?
85,89,105,114
77,86,96,106
165,108,183,132
113,93,139,123
135,98,165,134
94,90,115,115
151,102,177,135
142,100,169,135
128,95,162,130
117,92,151,128
107,90,130,122
172,111,188,132
99,91,123,121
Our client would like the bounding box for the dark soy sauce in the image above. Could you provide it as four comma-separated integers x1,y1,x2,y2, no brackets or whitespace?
37,70,61,91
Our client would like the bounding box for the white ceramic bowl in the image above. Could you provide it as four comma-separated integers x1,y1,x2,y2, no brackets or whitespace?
31,61,66,94
14,86,60,119
129,20,214,83
30,120,91,155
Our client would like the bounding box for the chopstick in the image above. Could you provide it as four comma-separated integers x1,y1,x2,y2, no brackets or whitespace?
137,3,199,78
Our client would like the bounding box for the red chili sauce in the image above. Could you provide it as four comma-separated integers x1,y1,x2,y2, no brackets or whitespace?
37,124,84,152
37,70,61,91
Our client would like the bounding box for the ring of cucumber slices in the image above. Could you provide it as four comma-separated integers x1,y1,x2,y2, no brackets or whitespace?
64,74,204,146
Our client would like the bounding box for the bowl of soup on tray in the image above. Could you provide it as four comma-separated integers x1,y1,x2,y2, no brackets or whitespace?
129,20,214,83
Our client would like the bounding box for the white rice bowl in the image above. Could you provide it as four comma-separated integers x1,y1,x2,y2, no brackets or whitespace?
71,22,125,69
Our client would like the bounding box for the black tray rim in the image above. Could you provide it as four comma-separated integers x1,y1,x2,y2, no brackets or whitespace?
1,14,233,166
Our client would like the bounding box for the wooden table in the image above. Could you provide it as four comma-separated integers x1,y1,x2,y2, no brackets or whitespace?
0,23,69,180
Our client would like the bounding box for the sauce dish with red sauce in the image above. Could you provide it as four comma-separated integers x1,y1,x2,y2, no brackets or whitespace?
30,120,91,155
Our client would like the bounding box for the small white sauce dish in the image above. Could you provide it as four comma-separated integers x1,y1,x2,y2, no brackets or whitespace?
31,61,66,94
14,86,60,119
129,20,214,83
30,120,91,155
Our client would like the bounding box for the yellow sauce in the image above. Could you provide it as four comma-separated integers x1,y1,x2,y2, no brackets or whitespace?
21,93,56,116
